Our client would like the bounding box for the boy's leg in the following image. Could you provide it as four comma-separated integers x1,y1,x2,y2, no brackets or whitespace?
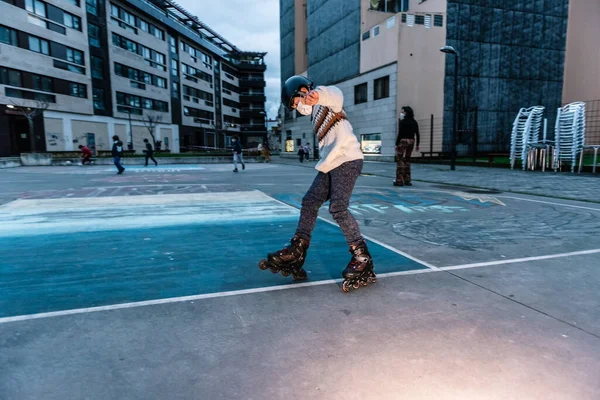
151,155,158,165
144,155,149,166
240,153,245,169
328,159,363,246
294,171,331,242
233,154,239,171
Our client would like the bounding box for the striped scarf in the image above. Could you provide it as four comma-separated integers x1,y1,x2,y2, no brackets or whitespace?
313,106,347,143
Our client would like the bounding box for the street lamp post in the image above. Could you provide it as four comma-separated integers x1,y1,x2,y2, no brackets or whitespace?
440,45,459,171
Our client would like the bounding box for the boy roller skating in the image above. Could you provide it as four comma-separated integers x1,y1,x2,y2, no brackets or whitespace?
258,76,375,292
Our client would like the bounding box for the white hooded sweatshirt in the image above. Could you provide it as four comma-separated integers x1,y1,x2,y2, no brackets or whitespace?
298,85,363,173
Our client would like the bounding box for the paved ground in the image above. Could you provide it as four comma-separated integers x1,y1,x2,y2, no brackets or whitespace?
1,160,599,399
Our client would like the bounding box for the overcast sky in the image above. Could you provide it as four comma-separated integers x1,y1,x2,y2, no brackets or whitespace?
177,0,281,120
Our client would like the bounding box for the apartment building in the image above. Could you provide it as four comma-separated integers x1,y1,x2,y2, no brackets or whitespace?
0,0,267,157
280,0,578,158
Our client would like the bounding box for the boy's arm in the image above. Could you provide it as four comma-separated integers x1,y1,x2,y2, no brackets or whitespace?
314,86,344,113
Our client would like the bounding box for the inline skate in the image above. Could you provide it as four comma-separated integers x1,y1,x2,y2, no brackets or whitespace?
258,236,309,281
341,241,376,292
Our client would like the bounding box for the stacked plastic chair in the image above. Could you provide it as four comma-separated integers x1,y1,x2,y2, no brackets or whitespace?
553,102,586,172
510,106,545,170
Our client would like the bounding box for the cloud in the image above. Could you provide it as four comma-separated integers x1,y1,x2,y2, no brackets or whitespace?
176,0,281,119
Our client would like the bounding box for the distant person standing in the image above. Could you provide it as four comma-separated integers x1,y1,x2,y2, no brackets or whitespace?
232,135,245,172
298,146,305,163
112,135,125,175
143,138,158,166
78,144,93,165
261,141,271,163
394,106,420,186
304,143,311,161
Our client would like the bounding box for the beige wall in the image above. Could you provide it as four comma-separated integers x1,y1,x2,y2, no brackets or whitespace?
44,118,65,150
294,0,308,75
0,1,92,114
360,15,399,73
562,0,600,103
71,120,109,150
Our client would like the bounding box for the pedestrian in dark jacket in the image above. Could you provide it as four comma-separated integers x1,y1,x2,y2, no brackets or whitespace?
232,135,245,172
143,139,158,166
394,106,420,186
111,135,125,174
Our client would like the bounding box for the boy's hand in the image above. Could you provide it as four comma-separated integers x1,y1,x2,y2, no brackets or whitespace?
303,90,319,106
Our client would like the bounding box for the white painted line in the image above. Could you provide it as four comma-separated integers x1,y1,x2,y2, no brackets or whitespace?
496,195,600,212
441,248,600,271
0,269,435,324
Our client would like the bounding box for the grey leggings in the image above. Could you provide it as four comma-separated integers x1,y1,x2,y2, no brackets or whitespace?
295,159,364,246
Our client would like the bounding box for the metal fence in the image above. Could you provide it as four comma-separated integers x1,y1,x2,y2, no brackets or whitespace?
415,116,445,155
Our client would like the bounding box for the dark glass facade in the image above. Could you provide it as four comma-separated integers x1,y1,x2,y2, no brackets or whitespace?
443,0,570,153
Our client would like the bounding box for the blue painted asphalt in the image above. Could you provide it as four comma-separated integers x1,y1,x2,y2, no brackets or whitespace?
0,219,426,318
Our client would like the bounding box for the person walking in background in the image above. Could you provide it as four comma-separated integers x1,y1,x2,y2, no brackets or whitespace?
298,145,305,163
232,135,245,172
112,135,125,175
304,142,311,161
261,141,271,163
79,144,93,165
394,106,420,186
143,138,158,166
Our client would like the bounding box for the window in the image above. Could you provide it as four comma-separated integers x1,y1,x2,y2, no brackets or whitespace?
85,0,96,15
434,15,443,27
29,36,50,55
354,83,367,104
32,74,52,91
66,48,83,65
91,56,103,79
69,82,86,98
386,16,395,28
93,87,105,110
361,134,381,154
64,13,82,31
88,23,100,47
373,26,380,37
401,14,407,23
362,30,370,41
169,36,176,53
139,20,149,32
155,76,166,88
26,0,46,17
6,87,55,102
415,15,425,25
374,76,389,100
0,26,18,45
8,69,22,86
53,60,85,74
110,4,119,17
66,0,80,6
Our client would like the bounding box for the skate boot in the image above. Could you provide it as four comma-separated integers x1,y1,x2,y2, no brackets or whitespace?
341,241,376,293
258,236,309,281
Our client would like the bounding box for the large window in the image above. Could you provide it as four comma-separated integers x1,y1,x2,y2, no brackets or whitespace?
116,91,169,114
0,26,17,45
88,23,100,47
93,87,105,110
374,76,389,100
91,56,103,79
354,83,368,104
86,0,97,15
361,133,381,154
28,36,50,55
25,0,46,17
63,12,81,30
114,63,167,89
69,82,86,98
369,0,407,12
32,74,52,92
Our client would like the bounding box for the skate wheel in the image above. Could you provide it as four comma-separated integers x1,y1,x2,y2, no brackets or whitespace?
259,260,269,270
281,270,290,277
270,266,280,274
292,269,307,281
352,282,360,290
368,276,377,283
342,281,351,293
361,280,368,286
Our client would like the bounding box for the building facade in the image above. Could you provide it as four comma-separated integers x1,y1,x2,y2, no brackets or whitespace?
0,0,267,157
279,0,589,159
